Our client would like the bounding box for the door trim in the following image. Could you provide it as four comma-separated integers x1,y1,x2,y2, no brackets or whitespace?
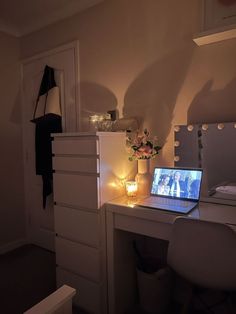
21,40,80,130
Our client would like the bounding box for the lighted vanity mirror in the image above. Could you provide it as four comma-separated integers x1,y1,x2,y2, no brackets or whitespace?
174,122,236,205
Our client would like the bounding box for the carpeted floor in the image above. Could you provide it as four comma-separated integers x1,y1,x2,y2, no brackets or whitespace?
1,244,235,314
0,244,56,314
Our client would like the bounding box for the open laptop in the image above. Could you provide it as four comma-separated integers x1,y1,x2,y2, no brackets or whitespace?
137,167,203,214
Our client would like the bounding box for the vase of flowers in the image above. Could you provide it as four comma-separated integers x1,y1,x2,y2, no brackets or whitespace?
127,129,161,196
136,159,152,196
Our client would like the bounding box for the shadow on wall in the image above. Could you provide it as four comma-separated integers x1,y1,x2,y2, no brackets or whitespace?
80,81,118,130
123,47,194,149
187,79,236,124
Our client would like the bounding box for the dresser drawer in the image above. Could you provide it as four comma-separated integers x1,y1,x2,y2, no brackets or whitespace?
57,267,102,314
53,156,99,173
52,138,99,155
55,205,100,247
53,173,99,209
56,237,100,282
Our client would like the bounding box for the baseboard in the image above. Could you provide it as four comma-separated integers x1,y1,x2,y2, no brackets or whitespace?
0,238,28,255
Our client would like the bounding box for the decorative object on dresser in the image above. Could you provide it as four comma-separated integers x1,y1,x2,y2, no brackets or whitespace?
52,131,135,314
89,113,112,131
126,129,162,196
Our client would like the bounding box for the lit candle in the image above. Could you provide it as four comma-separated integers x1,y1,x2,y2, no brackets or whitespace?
125,181,138,197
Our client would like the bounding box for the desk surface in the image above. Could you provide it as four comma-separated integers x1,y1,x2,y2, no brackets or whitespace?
107,196,236,231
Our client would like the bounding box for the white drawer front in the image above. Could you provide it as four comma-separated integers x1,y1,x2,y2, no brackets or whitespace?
55,205,100,247
52,138,98,155
53,156,99,173
56,237,100,282
57,267,102,314
53,173,99,209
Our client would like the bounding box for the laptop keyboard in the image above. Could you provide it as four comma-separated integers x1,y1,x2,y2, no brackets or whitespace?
148,197,193,208
138,196,196,212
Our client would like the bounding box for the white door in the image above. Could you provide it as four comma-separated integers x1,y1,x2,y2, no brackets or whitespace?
22,41,80,251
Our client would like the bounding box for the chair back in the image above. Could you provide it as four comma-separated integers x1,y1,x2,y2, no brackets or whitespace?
167,217,236,290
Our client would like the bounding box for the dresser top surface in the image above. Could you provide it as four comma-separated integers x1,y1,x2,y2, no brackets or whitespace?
51,131,126,137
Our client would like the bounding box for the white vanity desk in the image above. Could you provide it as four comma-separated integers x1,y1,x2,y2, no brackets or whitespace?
105,196,236,314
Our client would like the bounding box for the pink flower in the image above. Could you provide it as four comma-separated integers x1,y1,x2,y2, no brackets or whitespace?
134,150,143,158
127,129,162,161
138,145,153,155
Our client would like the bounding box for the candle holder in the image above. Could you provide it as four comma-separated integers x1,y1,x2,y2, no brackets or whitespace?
125,181,138,197
89,113,112,131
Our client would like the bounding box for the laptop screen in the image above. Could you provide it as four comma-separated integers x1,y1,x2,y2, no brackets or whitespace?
150,167,203,201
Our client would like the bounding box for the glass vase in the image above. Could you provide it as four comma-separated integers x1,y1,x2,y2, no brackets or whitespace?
135,159,152,196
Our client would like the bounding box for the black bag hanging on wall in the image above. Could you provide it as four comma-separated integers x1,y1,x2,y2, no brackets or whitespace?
31,65,62,208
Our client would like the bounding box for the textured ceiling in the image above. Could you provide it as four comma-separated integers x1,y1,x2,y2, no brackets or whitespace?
0,0,103,37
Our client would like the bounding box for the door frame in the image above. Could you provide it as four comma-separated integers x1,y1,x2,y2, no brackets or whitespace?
21,41,80,248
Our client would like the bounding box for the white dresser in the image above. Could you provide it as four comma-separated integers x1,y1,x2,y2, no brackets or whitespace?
52,132,135,314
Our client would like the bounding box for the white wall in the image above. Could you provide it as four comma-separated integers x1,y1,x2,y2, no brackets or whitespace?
20,0,236,169
0,31,26,251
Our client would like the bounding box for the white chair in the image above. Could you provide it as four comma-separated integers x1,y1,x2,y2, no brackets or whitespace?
167,217,236,312
24,285,76,314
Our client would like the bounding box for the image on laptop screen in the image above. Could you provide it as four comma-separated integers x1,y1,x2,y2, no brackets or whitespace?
150,167,203,201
